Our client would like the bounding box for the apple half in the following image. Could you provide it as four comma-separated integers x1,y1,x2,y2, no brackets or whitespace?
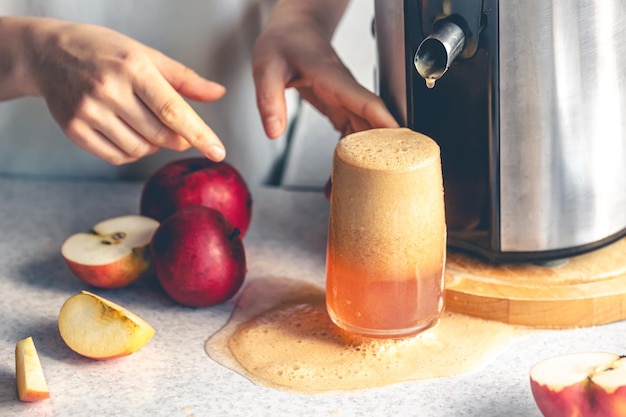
58,290,155,360
530,351,626,417
15,336,50,402
61,215,159,289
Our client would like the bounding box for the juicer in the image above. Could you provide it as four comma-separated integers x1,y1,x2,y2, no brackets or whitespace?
374,0,626,262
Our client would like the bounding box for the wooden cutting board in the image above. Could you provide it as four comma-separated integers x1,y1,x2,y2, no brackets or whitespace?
444,237,626,328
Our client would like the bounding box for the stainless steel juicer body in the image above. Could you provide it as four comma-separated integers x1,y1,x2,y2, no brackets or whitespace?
374,0,626,262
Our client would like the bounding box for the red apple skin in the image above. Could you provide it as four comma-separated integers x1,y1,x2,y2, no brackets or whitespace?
19,391,50,402
64,252,149,289
531,377,626,417
140,158,253,237
150,205,247,307
530,379,588,417
591,385,626,417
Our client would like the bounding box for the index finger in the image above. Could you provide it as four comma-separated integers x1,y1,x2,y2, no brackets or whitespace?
252,54,291,139
133,66,226,162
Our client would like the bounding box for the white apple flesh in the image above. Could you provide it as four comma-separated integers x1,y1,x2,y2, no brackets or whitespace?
15,336,50,402
61,215,159,288
530,352,626,417
58,290,155,360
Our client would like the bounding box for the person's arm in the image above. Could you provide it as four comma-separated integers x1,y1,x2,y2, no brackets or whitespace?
252,0,399,140
0,17,37,100
0,16,226,164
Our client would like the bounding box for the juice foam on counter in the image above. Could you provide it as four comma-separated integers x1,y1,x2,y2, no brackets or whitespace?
205,277,528,393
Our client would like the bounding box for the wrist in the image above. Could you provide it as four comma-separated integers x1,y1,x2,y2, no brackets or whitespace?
270,0,350,40
0,16,41,99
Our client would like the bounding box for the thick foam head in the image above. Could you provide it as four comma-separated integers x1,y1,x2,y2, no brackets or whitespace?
336,128,440,172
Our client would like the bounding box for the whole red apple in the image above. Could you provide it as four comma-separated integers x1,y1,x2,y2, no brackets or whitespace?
150,205,247,307
140,157,252,236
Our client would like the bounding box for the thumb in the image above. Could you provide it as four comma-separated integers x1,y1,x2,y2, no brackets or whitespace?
151,49,226,102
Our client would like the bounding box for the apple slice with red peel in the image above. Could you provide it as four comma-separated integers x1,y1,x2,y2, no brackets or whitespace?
61,215,159,289
58,290,155,360
530,352,626,417
15,336,50,402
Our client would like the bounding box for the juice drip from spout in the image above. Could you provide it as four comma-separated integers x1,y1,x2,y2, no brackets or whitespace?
205,277,531,394
426,78,437,89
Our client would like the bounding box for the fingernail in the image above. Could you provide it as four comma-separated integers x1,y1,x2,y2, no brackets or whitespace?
208,144,226,161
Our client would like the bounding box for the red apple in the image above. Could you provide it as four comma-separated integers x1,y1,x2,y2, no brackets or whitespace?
61,215,160,288
140,157,253,237
530,352,626,417
150,205,247,307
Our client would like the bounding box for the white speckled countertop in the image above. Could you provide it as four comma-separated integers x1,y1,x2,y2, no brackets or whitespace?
1,176,625,417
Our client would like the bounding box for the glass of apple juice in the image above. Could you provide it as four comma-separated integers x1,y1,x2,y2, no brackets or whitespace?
325,127,446,338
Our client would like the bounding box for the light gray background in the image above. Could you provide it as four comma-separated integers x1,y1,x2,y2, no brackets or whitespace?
0,0,376,187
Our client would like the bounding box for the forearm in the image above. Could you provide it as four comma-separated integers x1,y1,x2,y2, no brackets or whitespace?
268,0,351,40
0,16,41,100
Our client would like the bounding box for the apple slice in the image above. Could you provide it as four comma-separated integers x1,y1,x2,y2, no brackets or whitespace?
61,215,159,289
58,290,155,360
15,336,50,402
530,352,626,417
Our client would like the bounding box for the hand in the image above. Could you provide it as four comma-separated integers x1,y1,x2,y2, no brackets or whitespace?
252,1,399,140
17,18,226,164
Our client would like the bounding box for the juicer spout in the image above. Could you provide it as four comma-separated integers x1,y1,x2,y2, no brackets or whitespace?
414,20,466,88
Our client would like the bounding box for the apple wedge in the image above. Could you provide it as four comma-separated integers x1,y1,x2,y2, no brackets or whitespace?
58,290,155,360
15,336,50,402
530,351,626,417
61,215,159,289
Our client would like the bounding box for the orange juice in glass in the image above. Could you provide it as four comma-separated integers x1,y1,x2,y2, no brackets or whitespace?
326,128,446,338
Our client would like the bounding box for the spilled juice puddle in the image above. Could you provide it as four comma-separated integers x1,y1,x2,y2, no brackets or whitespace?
205,277,529,393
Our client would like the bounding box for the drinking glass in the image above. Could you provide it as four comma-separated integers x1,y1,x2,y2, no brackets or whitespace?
326,128,446,338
